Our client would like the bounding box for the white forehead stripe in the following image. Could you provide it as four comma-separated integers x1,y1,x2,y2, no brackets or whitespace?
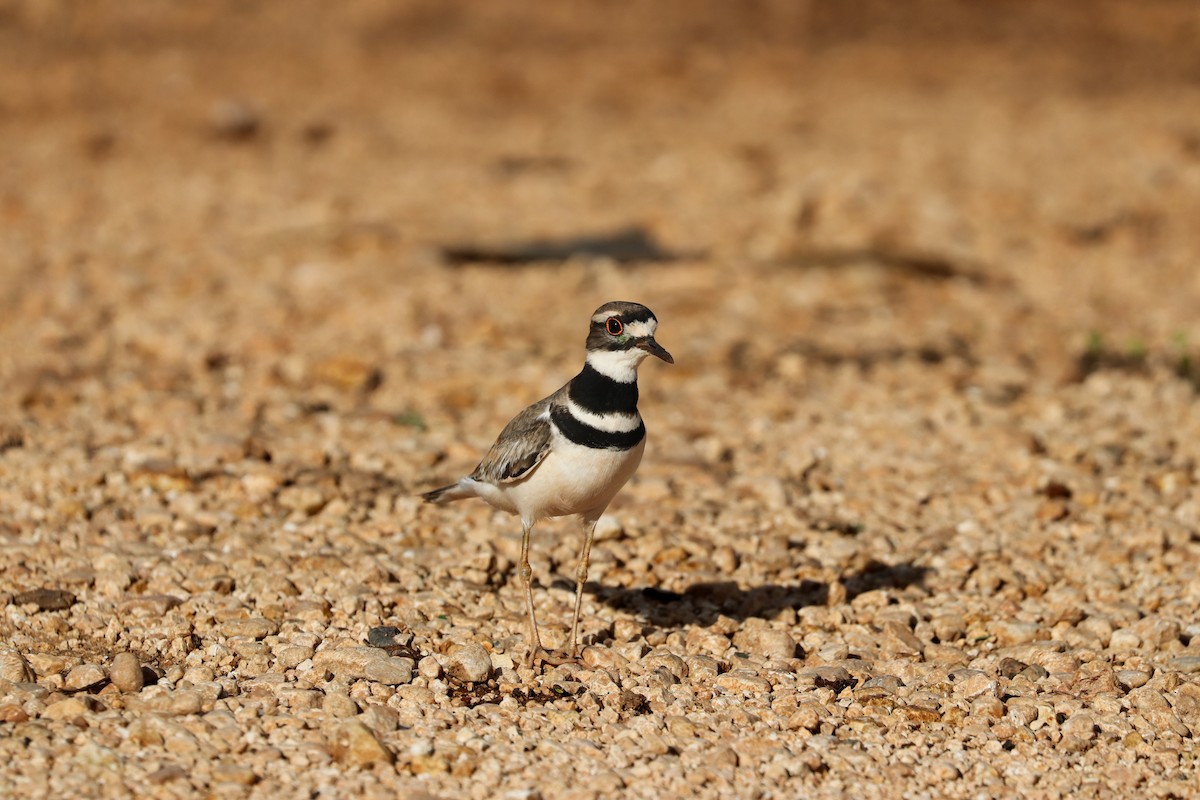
622,320,656,338
591,310,657,330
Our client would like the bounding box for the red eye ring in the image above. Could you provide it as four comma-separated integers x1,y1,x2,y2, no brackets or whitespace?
605,317,623,336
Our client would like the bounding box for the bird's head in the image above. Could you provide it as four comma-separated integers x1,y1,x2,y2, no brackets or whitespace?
584,301,673,382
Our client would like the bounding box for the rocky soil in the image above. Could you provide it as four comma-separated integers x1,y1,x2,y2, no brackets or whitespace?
2,2,1200,798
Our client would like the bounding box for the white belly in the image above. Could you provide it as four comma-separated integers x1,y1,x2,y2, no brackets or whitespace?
495,435,645,522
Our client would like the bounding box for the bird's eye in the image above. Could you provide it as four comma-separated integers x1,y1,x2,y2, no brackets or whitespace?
605,318,623,336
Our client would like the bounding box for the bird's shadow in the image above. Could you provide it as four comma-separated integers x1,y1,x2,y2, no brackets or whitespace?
554,559,932,630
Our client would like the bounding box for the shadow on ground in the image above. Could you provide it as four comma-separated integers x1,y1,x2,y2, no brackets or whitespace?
554,560,932,629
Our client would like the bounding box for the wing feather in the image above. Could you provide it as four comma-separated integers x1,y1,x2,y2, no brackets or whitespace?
470,396,555,484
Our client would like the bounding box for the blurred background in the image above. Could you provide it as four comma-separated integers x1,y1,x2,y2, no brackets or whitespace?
2,0,1200,434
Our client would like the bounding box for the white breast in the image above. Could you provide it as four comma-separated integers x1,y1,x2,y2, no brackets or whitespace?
499,432,646,523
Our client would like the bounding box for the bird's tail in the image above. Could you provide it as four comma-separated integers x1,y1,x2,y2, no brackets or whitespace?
420,480,474,504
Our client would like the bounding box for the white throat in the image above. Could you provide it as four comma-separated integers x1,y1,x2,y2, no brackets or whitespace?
586,348,647,383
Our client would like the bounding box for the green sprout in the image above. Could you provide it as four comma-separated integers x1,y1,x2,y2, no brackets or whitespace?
393,410,427,430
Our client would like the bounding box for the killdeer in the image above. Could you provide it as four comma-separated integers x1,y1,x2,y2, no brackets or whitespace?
422,301,673,666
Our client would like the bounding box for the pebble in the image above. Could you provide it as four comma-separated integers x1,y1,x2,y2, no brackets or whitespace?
593,515,624,541
582,646,629,672
1129,617,1181,648
490,652,516,671
665,715,699,738
0,704,30,723
643,649,688,681
1018,664,1050,681
1116,670,1151,691
367,625,415,651
395,685,434,707
109,653,144,693
685,627,731,657
181,666,214,685
732,627,796,661
42,697,91,720
1078,615,1114,645
322,690,359,718
998,657,1028,679
418,656,442,680
221,617,279,640
923,644,970,666
817,643,850,662
361,703,399,734
1169,656,1200,674
929,760,962,783
64,664,107,691
683,655,720,682
240,470,281,500
990,620,1044,646
212,764,259,785
860,675,903,693
715,669,773,694
333,720,394,767
277,486,327,515
276,645,314,669
1173,683,1200,718
951,670,997,699
119,594,183,616
930,614,966,643
1060,711,1098,740
798,665,855,691
407,754,449,775
444,643,491,683
147,765,187,785
13,588,77,611
878,621,924,657
710,746,739,770
1108,629,1141,651
607,690,649,714
25,653,68,676
140,689,207,716
313,647,414,685
1129,688,1188,736
734,736,790,761
971,696,1005,719
1035,499,1069,522
786,703,829,732
0,648,34,683
1007,701,1038,727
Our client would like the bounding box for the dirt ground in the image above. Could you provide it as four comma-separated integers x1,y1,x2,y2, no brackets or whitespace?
2,1,1200,797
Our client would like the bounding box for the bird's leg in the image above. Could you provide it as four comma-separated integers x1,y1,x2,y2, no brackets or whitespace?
519,519,545,667
567,515,601,660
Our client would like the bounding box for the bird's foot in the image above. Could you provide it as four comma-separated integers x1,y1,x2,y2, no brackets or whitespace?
525,645,581,669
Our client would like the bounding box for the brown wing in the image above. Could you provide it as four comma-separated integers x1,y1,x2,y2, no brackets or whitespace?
470,395,556,484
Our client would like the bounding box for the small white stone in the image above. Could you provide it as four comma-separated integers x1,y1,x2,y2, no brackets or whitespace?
1109,628,1141,651
418,656,442,680
444,643,491,683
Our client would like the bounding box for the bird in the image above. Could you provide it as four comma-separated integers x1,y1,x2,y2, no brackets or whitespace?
422,301,673,666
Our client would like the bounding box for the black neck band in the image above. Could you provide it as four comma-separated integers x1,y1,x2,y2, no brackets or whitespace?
551,406,645,450
568,363,639,415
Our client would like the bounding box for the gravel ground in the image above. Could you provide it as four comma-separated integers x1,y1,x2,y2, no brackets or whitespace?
3,2,1200,798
